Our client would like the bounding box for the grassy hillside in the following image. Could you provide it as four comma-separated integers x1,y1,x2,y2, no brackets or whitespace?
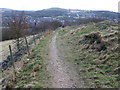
57,21,119,88
5,21,119,88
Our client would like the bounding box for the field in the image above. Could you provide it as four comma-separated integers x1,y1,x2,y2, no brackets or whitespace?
0,40,15,62
0,34,40,63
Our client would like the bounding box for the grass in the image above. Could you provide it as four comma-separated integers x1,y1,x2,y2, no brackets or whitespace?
75,24,97,36
14,32,55,88
77,51,119,88
57,22,119,88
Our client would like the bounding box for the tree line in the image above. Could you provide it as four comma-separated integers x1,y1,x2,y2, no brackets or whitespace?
2,12,63,41
2,12,104,41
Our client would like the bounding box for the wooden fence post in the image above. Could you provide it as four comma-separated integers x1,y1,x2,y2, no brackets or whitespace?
24,36,30,55
9,45,16,81
33,34,36,45
16,37,20,51
39,33,41,41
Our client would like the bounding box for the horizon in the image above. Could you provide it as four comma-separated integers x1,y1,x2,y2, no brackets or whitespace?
0,0,119,12
0,7,118,13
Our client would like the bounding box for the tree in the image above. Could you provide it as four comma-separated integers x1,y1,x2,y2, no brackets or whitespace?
2,11,29,41
6,11,29,50
50,20,62,30
7,11,28,38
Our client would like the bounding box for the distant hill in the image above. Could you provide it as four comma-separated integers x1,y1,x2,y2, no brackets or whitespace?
1,8,120,24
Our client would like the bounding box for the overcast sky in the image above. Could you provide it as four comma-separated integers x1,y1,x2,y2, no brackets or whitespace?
0,0,119,12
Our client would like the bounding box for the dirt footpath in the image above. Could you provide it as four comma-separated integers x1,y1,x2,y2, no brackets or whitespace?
47,32,86,88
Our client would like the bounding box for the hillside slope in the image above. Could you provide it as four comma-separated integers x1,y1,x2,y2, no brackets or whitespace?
57,21,119,88
5,21,119,88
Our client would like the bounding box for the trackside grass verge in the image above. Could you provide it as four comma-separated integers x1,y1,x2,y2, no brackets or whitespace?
13,31,56,88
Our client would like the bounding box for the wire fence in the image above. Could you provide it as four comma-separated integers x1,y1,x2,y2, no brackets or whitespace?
0,33,42,72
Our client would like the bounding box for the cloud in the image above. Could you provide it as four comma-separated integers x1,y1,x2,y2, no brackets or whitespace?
0,0,119,12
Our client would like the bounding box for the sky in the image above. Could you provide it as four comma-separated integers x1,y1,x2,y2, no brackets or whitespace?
0,0,119,12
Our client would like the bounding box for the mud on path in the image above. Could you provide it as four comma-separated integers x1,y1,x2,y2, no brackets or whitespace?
47,32,86,88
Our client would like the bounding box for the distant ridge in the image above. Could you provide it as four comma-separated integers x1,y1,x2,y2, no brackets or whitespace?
1,7,120,23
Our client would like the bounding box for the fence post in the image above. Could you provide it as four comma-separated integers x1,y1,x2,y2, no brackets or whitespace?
24,36,30,55
39,33,41,41
16,37,20,51
33,33,36,45
9,45,16,81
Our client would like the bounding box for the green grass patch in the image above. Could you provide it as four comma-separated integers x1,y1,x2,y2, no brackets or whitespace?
75,25,97,36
